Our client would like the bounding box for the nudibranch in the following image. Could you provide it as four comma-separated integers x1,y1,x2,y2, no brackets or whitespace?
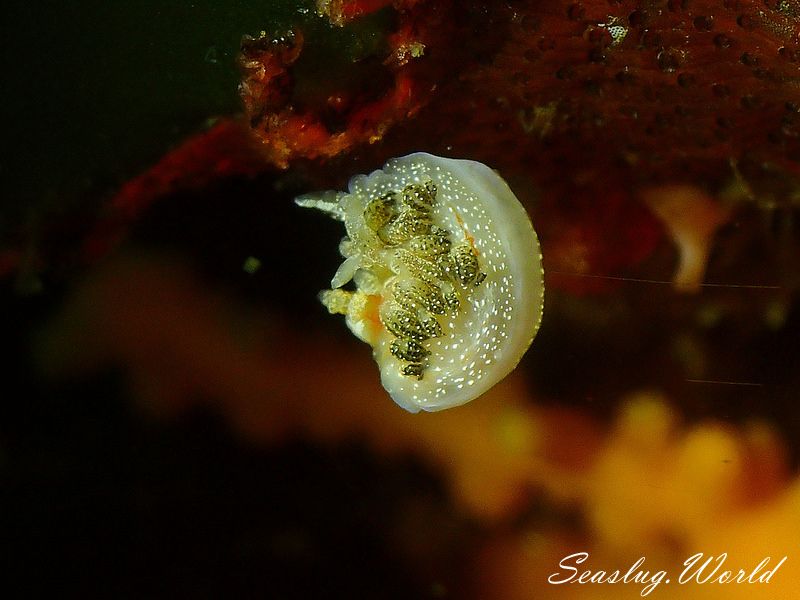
296,153,544,412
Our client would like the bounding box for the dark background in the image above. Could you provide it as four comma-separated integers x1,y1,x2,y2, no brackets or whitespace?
3,2,799,598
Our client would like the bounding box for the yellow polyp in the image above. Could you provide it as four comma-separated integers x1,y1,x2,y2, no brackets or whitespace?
518,102,557,139
641,185,731,293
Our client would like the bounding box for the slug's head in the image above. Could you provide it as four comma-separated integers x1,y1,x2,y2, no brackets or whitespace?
296,153,544,412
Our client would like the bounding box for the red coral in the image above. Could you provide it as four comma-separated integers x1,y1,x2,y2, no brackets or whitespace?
453,0,800,183
238,3,440,168
82,119,265,262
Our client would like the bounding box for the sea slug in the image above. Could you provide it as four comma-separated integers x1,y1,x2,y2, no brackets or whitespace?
297,153,544,412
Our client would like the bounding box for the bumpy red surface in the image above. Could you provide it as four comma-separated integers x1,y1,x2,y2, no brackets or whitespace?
449,0,800,185
241,1,800,185
27,0,798,291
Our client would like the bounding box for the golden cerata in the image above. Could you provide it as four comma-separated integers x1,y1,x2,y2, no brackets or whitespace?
297,153,544,412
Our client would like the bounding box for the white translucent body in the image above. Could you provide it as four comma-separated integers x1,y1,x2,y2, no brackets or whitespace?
298,153,544,412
